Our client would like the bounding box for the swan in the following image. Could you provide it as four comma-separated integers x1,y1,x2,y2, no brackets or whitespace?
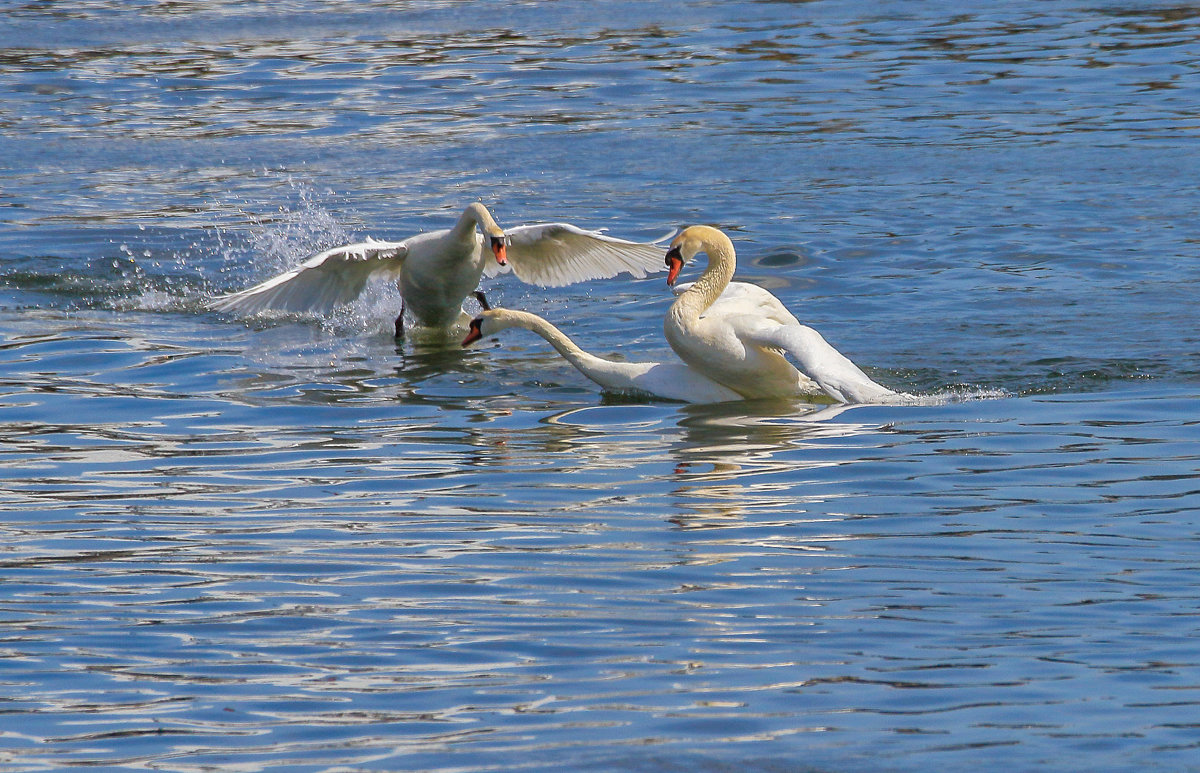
663,225,897,404
461,308,742,403
208,202,666,337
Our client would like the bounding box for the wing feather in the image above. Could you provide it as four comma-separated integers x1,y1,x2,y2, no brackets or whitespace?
208,238,408,316
503,223,665,287
743,321,897,404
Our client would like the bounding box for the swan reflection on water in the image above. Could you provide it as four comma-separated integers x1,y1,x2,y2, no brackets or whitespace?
544,398,893,526
671,400,891,527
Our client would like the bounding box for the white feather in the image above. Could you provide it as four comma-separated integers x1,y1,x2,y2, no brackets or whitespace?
208,239,407,316
504,223,665,287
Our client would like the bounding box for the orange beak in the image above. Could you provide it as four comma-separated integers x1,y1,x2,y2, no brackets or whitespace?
665,247,683,286
462,319,484,347
490,236,507,266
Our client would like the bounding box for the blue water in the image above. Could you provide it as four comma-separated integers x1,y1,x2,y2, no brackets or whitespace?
3,2,1200,771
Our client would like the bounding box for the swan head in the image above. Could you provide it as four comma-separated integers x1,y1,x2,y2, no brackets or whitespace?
489,235,508,266
662,223,724,286
462,315,489,347
664,244,682,286
667,226,710,286
461,309,519,347
464,202,508,265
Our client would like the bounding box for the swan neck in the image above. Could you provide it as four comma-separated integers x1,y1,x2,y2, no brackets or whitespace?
494,310,646,393
454,202,497,238
509,312,590,365
679,236,735,315
536,324,592,369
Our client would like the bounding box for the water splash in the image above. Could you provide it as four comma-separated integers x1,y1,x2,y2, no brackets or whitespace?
213,177,358,286
902,385,1012,405
204,176,411,335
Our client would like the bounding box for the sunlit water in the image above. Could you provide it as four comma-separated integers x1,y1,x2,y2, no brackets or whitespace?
3,2,1200,771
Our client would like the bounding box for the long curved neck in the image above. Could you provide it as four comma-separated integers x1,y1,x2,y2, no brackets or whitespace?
500,311,639,387
452,202,497,239
505,311,589,364
672,234,735,322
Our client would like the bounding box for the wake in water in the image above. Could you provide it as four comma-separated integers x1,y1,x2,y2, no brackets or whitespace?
884,385,1011,406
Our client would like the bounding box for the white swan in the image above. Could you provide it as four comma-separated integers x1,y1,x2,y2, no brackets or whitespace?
462,308,742,403
663,225,897,404
209,202,666,336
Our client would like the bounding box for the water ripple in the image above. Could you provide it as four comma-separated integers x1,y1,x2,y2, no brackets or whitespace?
4,2,1200,771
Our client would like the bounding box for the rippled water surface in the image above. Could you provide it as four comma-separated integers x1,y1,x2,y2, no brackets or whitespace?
3,1,1200,771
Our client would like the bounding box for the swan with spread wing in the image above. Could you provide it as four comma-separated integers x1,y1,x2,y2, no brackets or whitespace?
209,202,666,337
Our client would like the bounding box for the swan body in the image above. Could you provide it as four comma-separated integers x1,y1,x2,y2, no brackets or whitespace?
209,203,666,334
664,225,896,404
462,308,742,403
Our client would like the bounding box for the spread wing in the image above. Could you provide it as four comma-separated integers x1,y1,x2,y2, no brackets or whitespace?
208,238,409,316
502,223,666,287
742,321,897,404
